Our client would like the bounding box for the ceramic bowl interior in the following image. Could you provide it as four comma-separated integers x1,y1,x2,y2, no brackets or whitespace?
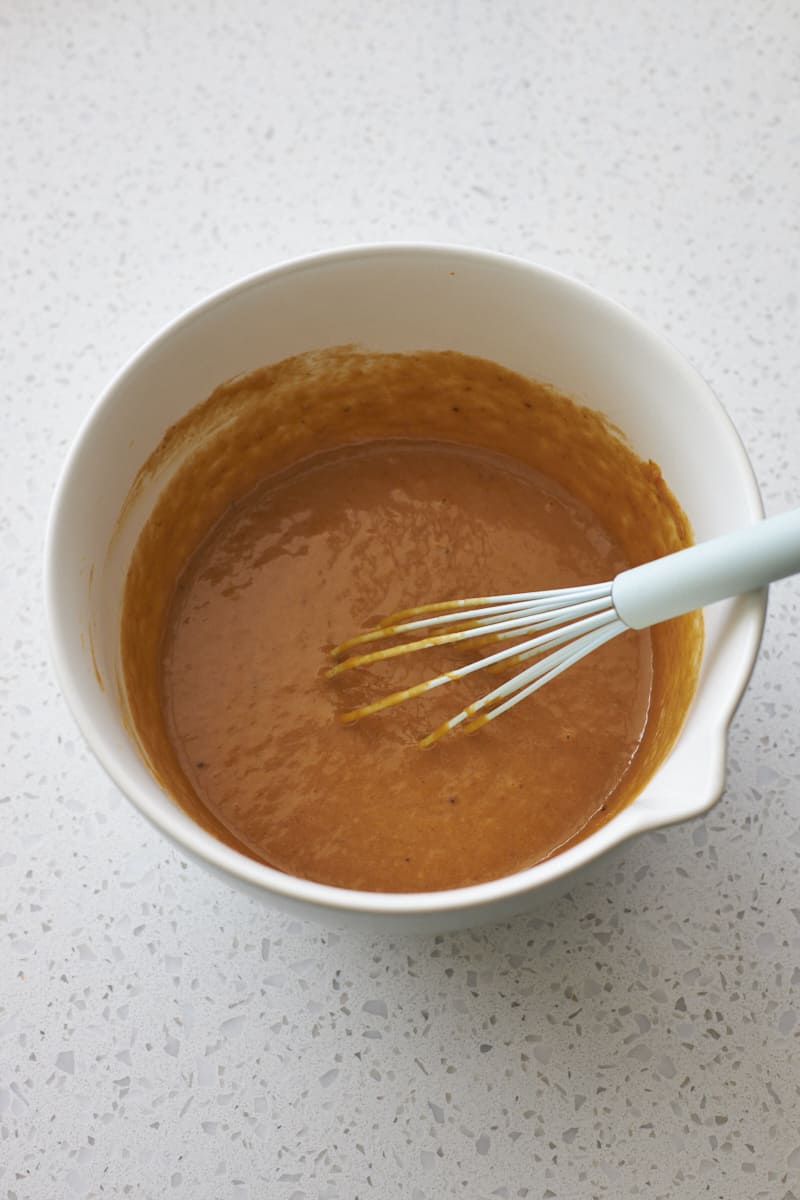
44,245,765,931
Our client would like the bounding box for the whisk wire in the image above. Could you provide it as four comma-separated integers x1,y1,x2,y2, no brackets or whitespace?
335,607,621,727
330,576,629,742
461,620,625,730
331,582,614,658
328,589,615,677
419,618,625,746
383,582,613,625
327,508,800,744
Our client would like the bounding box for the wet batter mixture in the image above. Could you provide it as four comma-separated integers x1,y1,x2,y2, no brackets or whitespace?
120,348,701,892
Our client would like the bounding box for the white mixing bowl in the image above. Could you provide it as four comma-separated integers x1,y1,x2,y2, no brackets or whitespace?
44,244,765,932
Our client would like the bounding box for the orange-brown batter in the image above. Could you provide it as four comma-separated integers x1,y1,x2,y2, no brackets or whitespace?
120,348,702,892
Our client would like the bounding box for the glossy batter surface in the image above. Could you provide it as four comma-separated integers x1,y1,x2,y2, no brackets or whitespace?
162,439,652,891
121,347,702,894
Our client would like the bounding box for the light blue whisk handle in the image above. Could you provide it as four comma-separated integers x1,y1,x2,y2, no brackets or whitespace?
611,508,800,630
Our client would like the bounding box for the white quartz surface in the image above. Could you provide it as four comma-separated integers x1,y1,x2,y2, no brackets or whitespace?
3,2,800,1196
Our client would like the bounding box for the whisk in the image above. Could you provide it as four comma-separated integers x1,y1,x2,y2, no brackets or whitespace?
327,509,800,747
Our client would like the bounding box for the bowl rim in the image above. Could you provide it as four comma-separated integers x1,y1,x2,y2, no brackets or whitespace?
44,241,767,918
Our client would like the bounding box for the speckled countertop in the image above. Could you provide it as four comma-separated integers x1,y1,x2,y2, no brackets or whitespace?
3,3,800,1197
